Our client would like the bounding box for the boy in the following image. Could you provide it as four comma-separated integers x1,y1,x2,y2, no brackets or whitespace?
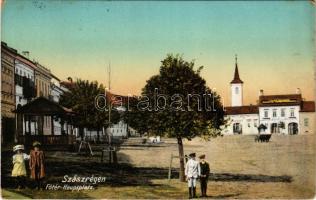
199,154,210,197
185,153,200,199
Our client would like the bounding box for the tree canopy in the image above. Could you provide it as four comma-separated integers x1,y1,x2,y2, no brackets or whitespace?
60,79,120,139
126,54,226,181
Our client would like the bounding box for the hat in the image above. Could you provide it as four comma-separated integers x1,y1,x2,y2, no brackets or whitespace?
189,153,196,157
32,141,41,147
199,154,206,159
13,145,24,152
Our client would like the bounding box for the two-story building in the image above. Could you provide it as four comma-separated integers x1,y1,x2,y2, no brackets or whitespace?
222,56,315,135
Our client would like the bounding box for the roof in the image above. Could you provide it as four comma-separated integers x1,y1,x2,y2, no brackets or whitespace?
230,61,243,84
50,73,61,81
60,81,75,89
259,94,302,107
2,42,18,54
301,101,315,112
106,91,130,106
225,105,258,115
14,97,75,116
2,41,37,69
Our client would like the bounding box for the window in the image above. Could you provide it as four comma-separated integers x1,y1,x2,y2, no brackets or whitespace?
235,87,239,94
254,120,258,127
281,108,285,117
264,110,269,118
273,109,277,118
290,109,295,117
304,118,309,127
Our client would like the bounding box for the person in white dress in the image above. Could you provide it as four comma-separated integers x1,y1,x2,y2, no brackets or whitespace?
185,153,200,198
12,144,30,189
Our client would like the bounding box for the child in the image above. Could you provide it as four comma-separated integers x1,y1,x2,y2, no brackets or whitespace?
185,153,201,199
199,154,210,197
29,141,45,190
12,144,30,189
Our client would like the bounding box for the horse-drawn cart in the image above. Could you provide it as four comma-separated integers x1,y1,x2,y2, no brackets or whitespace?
255,134,272,142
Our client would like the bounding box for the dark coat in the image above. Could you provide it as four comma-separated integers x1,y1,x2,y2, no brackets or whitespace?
29,150,45,179
200,161,210,178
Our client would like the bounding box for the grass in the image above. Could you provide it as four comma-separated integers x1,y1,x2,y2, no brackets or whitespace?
1,134,316,199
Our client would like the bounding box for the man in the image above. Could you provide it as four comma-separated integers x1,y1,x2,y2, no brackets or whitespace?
199,154,210,197
185,153,200,199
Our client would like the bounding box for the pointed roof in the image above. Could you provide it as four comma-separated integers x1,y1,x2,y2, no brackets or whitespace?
230,55,243,84
14,97,75,116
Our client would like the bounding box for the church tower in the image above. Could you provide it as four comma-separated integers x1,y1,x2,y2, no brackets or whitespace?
230,55,243,107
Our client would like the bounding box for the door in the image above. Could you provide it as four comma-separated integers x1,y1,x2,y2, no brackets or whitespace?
271,123,279,134
288,123,298,135
233,123,242,134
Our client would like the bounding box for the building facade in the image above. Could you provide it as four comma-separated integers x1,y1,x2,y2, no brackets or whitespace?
14,56,36,107
1,42,16,143
34,62,52,135
223,57,315,135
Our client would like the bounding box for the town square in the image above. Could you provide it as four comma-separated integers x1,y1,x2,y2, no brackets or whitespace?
1,1,315,199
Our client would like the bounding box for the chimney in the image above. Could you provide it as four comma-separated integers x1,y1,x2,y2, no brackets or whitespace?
259,89,264,96
22,51,30,59
67,77,73,83
296,88,301,94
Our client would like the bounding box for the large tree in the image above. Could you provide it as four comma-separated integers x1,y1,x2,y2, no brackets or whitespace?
60,79,119,141
129,54,225,181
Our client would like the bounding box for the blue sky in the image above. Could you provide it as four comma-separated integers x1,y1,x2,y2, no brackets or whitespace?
2,1,315,105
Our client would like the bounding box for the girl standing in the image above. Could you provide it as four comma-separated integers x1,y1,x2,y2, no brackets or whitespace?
29,141,45,190
12,144,30,189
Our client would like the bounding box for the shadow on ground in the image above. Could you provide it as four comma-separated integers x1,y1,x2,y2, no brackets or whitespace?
1,149,292,191
210,172,292,183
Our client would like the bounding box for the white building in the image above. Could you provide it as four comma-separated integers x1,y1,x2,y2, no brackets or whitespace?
222,57,315,135
50,74,65,103
50,74,70,135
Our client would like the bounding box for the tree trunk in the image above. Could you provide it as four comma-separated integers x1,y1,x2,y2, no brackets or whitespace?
177,136,186,182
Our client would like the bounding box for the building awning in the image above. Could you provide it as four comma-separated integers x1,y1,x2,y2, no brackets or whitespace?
14,97,75,116
259,94,302,107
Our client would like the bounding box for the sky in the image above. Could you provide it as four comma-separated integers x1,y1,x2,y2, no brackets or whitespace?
1,0,315,106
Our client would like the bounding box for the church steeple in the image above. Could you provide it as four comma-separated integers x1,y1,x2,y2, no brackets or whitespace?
230,54,243,84
230,54,243,107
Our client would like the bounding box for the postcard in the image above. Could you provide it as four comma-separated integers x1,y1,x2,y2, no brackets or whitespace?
1,1,315,199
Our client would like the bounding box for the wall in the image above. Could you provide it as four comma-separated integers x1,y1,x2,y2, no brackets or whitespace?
231,83,243,106
223,114,259,135
299,112,316,134
259,105,300,134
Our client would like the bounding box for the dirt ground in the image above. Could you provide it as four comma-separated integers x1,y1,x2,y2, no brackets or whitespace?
114,134,315,199
1,134,315,199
